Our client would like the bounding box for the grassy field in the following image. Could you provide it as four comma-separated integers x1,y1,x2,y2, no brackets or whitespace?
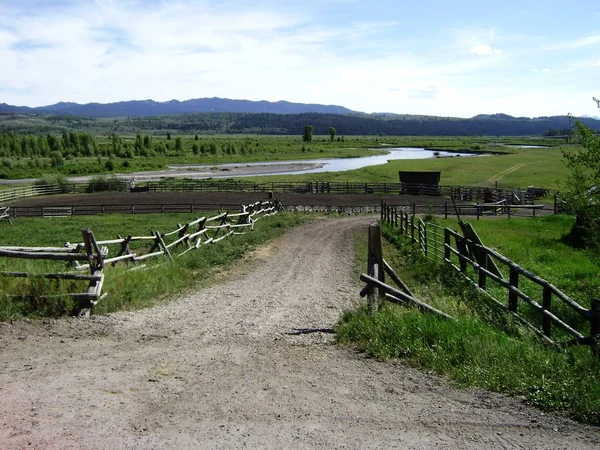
437,215,599,304
338,218,600,425
0,211,307,318
1,134,575,191
243,145,571,190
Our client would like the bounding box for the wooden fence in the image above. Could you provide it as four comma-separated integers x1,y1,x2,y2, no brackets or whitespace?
0,184,66,205
2,179,558,204
360,223,454,320
0,200,282,316
373,201,600,354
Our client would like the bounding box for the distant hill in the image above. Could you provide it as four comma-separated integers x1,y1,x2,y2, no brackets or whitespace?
2,110,600,136
0,97,357,117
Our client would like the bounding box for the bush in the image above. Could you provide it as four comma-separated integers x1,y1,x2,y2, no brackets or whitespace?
86,175,127,193
35,174,71,193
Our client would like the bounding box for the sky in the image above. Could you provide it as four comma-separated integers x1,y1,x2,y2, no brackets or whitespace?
0,0,599,118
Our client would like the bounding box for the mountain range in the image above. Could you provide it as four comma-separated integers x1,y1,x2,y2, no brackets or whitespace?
0,97,356,117
1,97,599,136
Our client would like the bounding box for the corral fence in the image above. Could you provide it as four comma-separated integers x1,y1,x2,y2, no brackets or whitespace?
0,199,282,316
1,179,560,204
360,201,600,356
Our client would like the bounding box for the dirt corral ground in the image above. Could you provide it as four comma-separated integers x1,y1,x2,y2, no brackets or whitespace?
11,191,448,209
0,217,597,449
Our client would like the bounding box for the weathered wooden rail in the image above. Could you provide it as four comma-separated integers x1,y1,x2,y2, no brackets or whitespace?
377,201,600,354
0,200,282,315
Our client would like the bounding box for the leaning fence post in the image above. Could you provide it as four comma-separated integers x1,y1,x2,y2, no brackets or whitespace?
478,249,487,290
508,267,519,312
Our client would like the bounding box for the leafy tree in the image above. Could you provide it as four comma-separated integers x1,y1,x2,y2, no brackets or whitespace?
174,137,183,154
166,132,171,140
328,126,336,142
303,125,313,143
562,98,600,249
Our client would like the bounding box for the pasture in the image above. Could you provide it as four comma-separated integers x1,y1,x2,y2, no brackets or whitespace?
0,134,574,191
0,211,306,319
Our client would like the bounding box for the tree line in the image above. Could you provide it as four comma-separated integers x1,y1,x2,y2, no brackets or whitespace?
2,111,599,136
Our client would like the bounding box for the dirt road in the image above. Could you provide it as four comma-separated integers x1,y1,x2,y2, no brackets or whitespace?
1,217,598,449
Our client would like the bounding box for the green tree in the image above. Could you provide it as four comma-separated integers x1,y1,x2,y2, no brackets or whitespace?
303,125,313,143
328,126,336,142
562,98,600,249
174,137,183,154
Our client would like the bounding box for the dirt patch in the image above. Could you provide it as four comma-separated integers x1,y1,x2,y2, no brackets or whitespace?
1,217,597,449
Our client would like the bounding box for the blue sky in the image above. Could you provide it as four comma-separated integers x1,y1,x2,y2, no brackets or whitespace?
0,0,599,117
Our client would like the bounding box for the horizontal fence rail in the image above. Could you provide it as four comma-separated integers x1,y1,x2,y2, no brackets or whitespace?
0,199,283,316
379,201,600,355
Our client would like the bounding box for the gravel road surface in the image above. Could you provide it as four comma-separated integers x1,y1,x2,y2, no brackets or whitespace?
1,217,597,449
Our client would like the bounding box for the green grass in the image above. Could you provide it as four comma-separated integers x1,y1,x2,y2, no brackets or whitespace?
244,145,571,190
438,215,600,309
0,135,577,191
0,211,307,318
339,218,600,425
337,305,600,424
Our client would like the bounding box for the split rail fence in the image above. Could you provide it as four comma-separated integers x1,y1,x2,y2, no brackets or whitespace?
0,200,282,316
367,201,600,355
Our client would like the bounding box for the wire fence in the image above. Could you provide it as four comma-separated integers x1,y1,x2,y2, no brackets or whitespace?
380,201,600,355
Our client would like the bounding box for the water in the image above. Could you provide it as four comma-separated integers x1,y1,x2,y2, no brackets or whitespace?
169,147,474,177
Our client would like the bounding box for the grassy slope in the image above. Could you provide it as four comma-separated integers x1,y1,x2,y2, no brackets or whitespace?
437,215,599,303
338,218,600,425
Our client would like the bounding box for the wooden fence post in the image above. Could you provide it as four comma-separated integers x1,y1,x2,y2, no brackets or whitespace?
542,285,552,337
410,215,415,243
367,223,385,313
508,267,519,312
444,228,450,261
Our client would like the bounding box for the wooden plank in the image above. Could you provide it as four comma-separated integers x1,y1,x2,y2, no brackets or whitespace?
382,259,415,297
459,222,504,280
0,248,88,261
0,246,79,253
104,253,137,265
0,271,102,281
360,273,453,320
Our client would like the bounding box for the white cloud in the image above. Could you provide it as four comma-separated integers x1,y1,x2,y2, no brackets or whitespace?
469,44,501,56
0,1,597,117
